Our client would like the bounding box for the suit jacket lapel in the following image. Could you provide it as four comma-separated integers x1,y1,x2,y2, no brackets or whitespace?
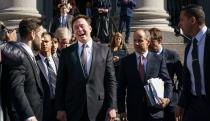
145,52,160,81
87,42,97,80
36,55,49,83
130,53,140,81
53,56,59,71
17,45,43,93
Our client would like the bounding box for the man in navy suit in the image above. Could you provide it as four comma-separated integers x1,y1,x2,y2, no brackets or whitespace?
148,28,183,121
117,0,136,43
175,4,210,121
49,2,73,33
117,29,173,121
55,15,117,121
36,32,59,121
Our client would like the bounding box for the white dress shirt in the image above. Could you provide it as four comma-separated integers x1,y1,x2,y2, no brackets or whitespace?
135,51,148,72
186,25,207,95
18,42,36,62
78,40,93,75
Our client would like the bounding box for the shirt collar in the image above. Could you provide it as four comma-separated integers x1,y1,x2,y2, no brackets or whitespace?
39,53,53,62
135,50,148,59
157,47,163,55
19,42,35,58
78,39,93,49
195,25,207,42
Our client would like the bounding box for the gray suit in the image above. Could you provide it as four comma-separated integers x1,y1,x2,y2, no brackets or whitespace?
55,41,117,121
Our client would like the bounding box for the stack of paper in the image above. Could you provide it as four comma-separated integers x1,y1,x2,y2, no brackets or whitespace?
144,78,164,107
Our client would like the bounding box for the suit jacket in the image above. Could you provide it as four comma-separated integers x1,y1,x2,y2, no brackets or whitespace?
117,0,136,17
7,43,43,121
0,41,25,121
161,49,183,91
93,0,112,17
55,41,117,121
49,14,73,33
36,55,59,121
178,29,210,108
117,52,173,121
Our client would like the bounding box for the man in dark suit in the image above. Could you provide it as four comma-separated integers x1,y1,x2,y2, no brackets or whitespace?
93,0,112,43
148,28,183,121
117,29,173,121
55,15,117,121
175,4,210,121
36,32,59,121
49,2,73,33
0,41,27,121
6,18,44,121
117,0,136,43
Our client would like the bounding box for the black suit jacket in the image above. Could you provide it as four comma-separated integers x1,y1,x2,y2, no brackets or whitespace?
36,55,59,121
7,43,43,121
161,49,183,91
0,41,20,121
55,41,117,121
49,14,73,33
117,52,173,121
178,29,210,108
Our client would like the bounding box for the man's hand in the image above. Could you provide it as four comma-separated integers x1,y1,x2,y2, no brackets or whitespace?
119,112,127,121
102,9,109,13
113,56,120,62
159,98,170,108
106,108,117,121
25,116,37,121
56,111,67,121
175,106,184,121
98,8,104,13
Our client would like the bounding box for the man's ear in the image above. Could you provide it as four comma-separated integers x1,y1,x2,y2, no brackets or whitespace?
159,38,163,44
191,17,196,24
89,25,92,32
147,40,151,46
30,30,36,40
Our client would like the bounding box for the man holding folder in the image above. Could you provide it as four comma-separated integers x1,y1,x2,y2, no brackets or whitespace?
117,29,173,121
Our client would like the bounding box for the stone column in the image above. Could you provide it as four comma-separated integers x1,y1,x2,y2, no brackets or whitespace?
0,0,43,28
131,0,173,31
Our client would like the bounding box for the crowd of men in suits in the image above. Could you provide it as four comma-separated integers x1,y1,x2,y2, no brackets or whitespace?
0,3,210,121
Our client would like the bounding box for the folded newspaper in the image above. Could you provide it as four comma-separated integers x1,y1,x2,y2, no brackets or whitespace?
144,78,164,107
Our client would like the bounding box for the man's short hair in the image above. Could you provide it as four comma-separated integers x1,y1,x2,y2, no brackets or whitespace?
71,15,91,29
55,27,72,41
19,18,43,39
149,28,163,42
41,32,52,40
181,4,205,24
134,29,151,41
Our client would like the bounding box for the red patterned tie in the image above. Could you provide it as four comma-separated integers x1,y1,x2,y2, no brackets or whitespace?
139,55,145,81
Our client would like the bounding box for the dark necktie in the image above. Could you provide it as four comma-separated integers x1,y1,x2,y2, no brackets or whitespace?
191,38,201,96
80,44,88,77
45,58,56,98
139,55,145,82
